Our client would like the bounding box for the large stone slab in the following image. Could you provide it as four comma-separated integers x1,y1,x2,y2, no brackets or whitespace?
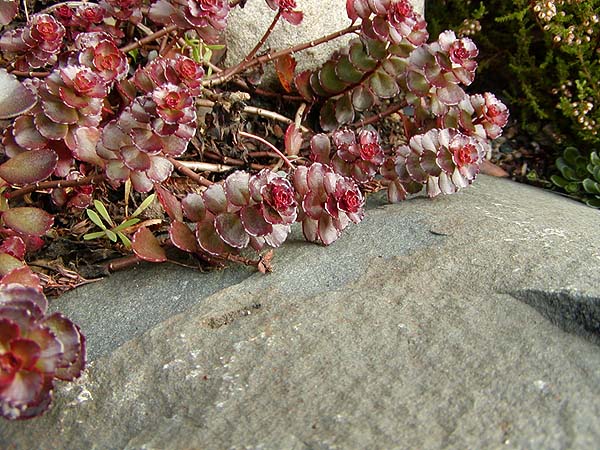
225,0,425,84
2,176,600,449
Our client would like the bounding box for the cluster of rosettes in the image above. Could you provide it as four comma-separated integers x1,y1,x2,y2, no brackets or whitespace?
292,163,365,245
347,0,428,46
0,14,65,71
2,33,128,176
450,93,510,141
52,3,125,42
95,55,203,192
382,128,486,201
0,284,85,420
149,0,230,41
170,169,297,257
99,0,143,23
310,128,384,184
405,30,479,109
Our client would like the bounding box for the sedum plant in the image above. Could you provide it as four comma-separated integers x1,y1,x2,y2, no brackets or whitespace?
551,146,600,208
0,0,508,418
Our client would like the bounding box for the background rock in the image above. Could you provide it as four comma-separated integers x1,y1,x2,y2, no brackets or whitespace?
224,0,425,85
1,176,600,449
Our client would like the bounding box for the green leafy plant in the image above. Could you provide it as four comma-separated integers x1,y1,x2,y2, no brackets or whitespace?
84,194,156,247
551,147,600,208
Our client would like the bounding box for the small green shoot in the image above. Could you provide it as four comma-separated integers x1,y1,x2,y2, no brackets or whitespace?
84,194,156,247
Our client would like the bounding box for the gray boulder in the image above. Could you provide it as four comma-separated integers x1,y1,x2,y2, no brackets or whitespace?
1,175,599,449
224,0,425,84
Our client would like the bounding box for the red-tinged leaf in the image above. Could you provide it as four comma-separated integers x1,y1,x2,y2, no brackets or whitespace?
34,114,68,141
302,217,318,242
336,55,364,84
3,207,54,237
282,9,303,25
0,69,36,119
284,124,302,156
294,70,315,102
351,85,375,111
318,214,341,245
43,313,85,369
203,183,227,214
437,84,465,106
302,190,324,219
182,193,205,222
72,127,104,166
13,115,47,150
240,205,272,236
169,220,199,253
214,212,249,248
309,71,329,97
195,217,234,257
224,171,250,207
146,156,173,183
0,252,24,276
0,0,19,25
369,70,399,98
0,148,58,185
319,60,348,95
0,266,41,290
407,70,431,97
346,0,358,21
319,99,338,132
122,146,151,171
156,185,183,222
274,54,297,93
264,223,290,248
349,40,377,72
335,93,355,124
42,98,78,125
132,227,167,262
310,134,331,163
0,236,26,259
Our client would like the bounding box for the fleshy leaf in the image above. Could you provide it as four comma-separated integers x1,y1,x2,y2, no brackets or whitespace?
274,54,297,93
284,123,302,157
351,85,375,111
195,218,234,257
294,70,315,102
335,93,355,124
370,70,399,98
0,266,41,289
3,207,54,237
0,69,36,119
182,193,205,222
240,205,272,236
214,212,249,248
169,220,199,253
0,148,58,185
0,252,25,276
349,40,377,72
224,171,250,207
319,60,348,94
203,183,227,214
132,227,167,262
336,55,364,84
155,185,183,222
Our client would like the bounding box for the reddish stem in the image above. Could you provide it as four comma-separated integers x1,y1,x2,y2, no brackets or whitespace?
120,24,179,53
6,174,105,200
238,131,294,169
349,103,404,128
168,157,214,187
204,24,360,87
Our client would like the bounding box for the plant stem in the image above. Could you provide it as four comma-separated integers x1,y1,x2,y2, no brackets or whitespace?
168,157,214,187
6,174,105,200
349,103,404,128
238,131,294,169
219,11,282,81
204,24,360,87
120,24,179,53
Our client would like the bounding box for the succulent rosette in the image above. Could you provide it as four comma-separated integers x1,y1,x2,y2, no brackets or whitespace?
76,33,129,83
347,0,428,47
453,93,509,140
382,128,485,201
0,284,85,420
192,170,296,254
292,163,364,245
149,0,230,41
265,0,303,25
133,55,204,96
429,30,478,86
331,128,384,183
0,14,66,71
100,0,143,23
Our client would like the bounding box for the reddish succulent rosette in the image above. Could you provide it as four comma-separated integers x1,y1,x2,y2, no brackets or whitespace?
249,169,297,226
330,128,384,183
347,0,428,46
0,14,66,70
383,128,485,201
431,30,478,86
133,55,204,96
149,0,230,39
0,284,85,420
265,0,303,25
76,32,129,83
293,163,364,245
100,0,143,23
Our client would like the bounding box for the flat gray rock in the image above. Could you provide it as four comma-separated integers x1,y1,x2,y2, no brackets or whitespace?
2,176,600,449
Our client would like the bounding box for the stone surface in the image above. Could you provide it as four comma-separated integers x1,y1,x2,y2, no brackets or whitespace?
225,0,425,85
2,176,600,449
